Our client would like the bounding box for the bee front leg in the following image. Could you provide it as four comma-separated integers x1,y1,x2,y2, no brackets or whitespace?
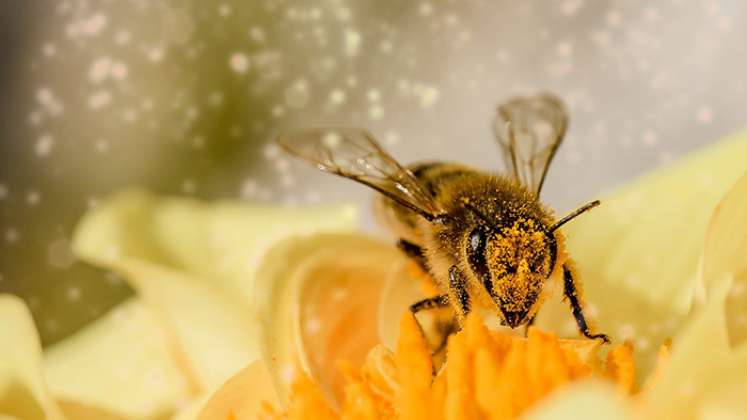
562,263,610,343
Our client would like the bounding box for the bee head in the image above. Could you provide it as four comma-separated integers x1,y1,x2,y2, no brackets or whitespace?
466,218,555,328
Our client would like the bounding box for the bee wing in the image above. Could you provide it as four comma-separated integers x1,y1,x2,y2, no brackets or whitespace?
278,127,444,219
493,94,569,197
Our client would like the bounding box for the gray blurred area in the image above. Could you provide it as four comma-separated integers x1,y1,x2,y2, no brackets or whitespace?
1,0,746,346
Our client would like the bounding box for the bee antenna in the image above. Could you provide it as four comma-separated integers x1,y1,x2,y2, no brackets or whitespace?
461,199,502,232
549,200,601,233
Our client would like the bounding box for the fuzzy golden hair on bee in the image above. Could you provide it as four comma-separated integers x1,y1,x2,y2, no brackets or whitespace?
278,93,611,344
414,174,559,325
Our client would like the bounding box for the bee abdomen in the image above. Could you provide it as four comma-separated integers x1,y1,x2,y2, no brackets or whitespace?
410,161,476,197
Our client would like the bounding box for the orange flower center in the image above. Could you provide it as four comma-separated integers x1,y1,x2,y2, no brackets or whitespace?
263,313,639,420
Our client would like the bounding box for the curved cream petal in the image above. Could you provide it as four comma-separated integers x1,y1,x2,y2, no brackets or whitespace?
640,276,747,419
702,170,747,291
55,400,129,420
566,133,747,314
0,295,66,420
69,189,358,404
253,233,405,407
698,381,747,420
536,133,747,375
701,171,747,345
521,380,632,420
44,298,193,419
95,260,258,392
73,188,357,310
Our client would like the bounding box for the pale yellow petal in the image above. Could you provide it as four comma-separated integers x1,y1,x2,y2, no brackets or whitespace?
643,345,747,420
521,380,632,420
701,170,747,345
70,189,358,400
169,394,211,420
701,169,747,291
0,295,66,420
698,380,747,420
640,276,747,419
44,298,193,419
538,133,747,374
55,400,129,420
567,133,747,314
102,260,258,392
73,188,357,313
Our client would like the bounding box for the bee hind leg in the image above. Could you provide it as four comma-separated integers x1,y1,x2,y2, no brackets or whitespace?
523,315,536,337
405,266,472,361
397,239,429,273
562,263,611,343
432,317,458,355
409,295,458,362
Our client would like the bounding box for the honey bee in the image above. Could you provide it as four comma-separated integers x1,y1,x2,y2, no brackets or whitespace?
278,94,610,343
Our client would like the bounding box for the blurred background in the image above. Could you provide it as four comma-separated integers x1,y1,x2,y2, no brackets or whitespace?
1,0,746,347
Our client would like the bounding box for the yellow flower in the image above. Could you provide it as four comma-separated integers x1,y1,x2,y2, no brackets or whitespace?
0,133,746,419
199,133,747,419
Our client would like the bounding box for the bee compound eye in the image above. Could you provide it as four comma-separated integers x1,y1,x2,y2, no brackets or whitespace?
468,228,485,253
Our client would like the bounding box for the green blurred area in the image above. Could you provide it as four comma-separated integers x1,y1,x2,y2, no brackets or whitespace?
0,1,301,345
0,0,424,346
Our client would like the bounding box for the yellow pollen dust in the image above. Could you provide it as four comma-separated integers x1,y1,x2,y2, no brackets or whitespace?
262,313,638,420
487,219,550,312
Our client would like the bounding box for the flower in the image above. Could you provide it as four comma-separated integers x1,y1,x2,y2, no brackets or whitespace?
199,132,747,419
0,190,357,419
1,132,747,419
260,313,641,420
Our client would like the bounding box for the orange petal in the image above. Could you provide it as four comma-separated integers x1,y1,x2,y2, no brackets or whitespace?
360,346,398,406
605,342,636,395
339,362,386,420
287,374,337,420
642,341,670,392
444,324,481,420
395,312,433,420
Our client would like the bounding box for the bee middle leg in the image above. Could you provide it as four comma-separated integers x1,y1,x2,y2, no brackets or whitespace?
410,294,449,314
562,263,610,343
